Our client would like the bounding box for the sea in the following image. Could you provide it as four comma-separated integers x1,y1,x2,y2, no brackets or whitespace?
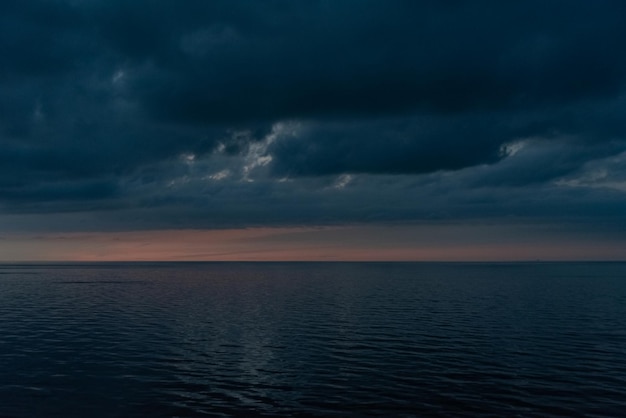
1,262,625,417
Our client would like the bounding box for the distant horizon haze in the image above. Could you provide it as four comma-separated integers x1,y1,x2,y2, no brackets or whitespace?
2,225,625,262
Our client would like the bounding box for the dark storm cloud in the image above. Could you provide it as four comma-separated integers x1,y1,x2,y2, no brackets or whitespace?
114,0,626,122
1,0,626,228
267,109,626,177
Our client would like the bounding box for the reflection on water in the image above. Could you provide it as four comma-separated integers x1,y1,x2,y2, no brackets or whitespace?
1,262,626,417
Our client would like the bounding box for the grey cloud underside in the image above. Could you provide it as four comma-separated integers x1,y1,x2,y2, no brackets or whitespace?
1,0,626,228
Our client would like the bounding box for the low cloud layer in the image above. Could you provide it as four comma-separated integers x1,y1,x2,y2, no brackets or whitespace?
1,0,626,238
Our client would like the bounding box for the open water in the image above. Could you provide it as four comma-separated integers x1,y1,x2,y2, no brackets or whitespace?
1,262,625,417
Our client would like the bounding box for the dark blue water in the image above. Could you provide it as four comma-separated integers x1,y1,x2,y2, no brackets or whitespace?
1,262,625,417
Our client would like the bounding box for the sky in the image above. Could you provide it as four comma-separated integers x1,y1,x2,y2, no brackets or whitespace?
2,0,626,261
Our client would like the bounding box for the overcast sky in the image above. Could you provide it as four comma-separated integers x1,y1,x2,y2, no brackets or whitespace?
2,0,626,261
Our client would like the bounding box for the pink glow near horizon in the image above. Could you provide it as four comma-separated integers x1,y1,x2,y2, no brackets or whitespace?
1,225,625,262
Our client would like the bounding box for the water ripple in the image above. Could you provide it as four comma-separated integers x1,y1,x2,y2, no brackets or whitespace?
1,262,625,417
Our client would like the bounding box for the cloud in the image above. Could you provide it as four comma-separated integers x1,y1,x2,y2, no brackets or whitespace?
0,0,626,236
114,1,626,123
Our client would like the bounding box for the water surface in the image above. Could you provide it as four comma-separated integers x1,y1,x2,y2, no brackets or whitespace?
1,262,625,417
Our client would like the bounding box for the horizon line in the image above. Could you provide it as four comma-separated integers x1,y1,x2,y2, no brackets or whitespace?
1,259,625,265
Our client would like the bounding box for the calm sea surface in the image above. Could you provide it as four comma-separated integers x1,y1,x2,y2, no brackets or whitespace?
1,262,625,417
